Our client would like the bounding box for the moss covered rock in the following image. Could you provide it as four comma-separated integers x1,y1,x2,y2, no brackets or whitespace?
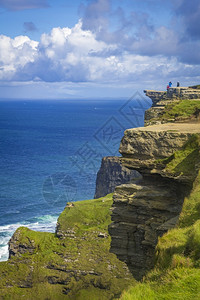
0,194,135,300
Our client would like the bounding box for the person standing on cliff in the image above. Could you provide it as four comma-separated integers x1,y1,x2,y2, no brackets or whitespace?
169,81,172,87
177,82,180,87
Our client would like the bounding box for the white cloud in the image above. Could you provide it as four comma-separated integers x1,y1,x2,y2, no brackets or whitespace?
0,35,38,80
0,20,199,89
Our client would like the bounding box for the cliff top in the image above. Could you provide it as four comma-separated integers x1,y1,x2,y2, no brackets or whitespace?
144,86,200,107
126,122,200,133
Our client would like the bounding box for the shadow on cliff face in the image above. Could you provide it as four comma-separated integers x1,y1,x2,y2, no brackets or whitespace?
94,156,141,199
108,173,193,281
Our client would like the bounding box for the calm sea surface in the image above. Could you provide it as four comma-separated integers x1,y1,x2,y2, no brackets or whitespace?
0,97,151,260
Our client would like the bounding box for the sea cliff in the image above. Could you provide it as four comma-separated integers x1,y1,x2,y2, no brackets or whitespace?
109,124,200,279
1,86,200,299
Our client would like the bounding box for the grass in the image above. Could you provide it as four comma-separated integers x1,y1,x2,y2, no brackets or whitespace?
0,194,135,300
121,268,200,300
120,170,200,299
161,100,200,121
157,134,200,180
120,137,200,300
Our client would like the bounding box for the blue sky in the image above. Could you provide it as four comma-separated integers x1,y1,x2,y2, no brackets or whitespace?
0,0,200,99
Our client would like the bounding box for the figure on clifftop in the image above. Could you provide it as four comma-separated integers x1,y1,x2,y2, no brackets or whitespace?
177,82,180,87
169,81,172,87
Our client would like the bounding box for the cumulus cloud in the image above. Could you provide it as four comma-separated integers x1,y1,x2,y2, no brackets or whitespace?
0,0,49,11
0,35,38,80
0,20,198,86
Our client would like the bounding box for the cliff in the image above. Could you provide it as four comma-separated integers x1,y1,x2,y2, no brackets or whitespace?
2,86,200,299
109,124,200,279
94,156,140,199
107,88,200,286
144,88,200,126
144,87,200,107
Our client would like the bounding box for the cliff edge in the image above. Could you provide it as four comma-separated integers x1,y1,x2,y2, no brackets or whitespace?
109,123,200,279
1,87,200,299
108,88,200,282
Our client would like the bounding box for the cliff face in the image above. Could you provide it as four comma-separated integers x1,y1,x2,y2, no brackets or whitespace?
144,88,200,126
94,156,140,198
109,176,186,280
144,87,200,107
109,121,200,280
119,123,197,160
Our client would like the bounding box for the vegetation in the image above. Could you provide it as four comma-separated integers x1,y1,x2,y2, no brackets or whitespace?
160,134,200,179
120,136,200,300
2,94,200,299
0,194,135,300
189,85,200,89
161,100,200,121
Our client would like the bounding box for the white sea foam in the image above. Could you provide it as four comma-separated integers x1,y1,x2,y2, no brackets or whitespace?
0,214,58,262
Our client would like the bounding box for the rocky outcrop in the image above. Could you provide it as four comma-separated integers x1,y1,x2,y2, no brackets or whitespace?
119,123,199,160
143,90,168,106
94,156,140,198
8,228,36,258
109,122,200,280
144,99,180,126
144,88,200,126
144,87,200,107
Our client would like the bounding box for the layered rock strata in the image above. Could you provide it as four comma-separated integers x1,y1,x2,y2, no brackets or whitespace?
109,176,186,280
144,87,200,107
119,123,199,161
94,156,140,198
144,88,200,126
109,123,200,280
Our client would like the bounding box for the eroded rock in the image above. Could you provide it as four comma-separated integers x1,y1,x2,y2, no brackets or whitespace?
109,176,188,280
94,156,140,198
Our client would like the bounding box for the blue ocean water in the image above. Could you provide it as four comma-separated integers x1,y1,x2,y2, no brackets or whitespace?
0,97,151,260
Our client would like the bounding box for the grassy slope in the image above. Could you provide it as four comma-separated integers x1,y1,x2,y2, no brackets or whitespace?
161,100,200,121
159,134,200,180
0,194,135,300
120,135,200,300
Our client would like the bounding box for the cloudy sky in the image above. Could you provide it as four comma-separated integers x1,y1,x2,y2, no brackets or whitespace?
0,0,200,99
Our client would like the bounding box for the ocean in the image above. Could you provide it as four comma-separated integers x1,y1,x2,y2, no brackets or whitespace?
0,96,151,261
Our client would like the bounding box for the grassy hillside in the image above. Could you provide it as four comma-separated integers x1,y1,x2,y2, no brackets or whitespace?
0,194,135,300
120,135,200,300
161,100,200,122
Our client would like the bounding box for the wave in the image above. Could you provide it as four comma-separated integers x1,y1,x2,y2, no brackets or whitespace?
0,214,58,262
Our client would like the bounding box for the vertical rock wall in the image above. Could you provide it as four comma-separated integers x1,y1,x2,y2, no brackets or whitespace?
108,175,188,280
94,156,140,198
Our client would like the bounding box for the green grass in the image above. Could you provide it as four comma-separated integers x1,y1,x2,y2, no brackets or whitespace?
161,100,200,121
120,138,200,300
156,134,200,180
121,268,200,300
0,194,135,300
57,194,113,235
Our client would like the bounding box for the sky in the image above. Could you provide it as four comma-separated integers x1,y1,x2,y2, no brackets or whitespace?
0,0,200,99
